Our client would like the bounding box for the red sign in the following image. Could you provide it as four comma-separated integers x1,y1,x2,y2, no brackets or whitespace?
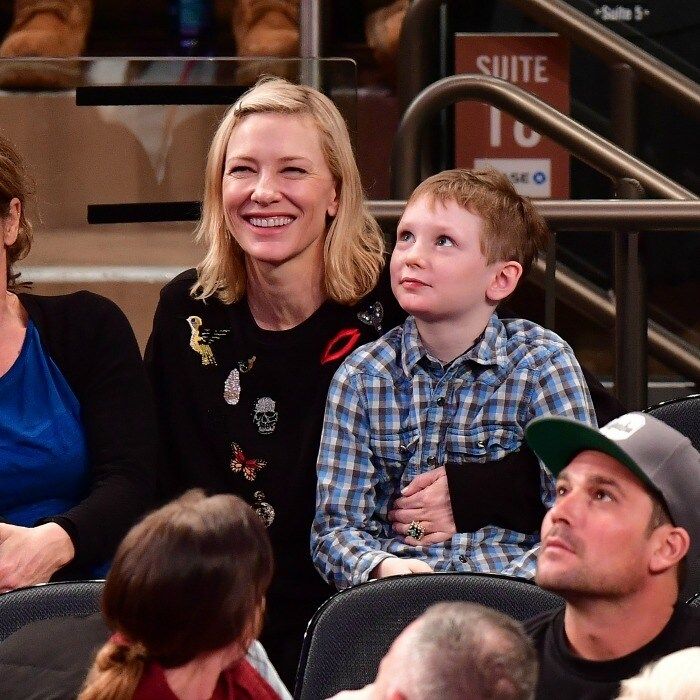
455,34,570,198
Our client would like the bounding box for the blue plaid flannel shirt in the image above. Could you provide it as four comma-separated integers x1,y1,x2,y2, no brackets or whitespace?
312,314,596,590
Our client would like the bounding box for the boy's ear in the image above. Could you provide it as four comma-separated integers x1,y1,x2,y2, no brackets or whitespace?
486,261,523,303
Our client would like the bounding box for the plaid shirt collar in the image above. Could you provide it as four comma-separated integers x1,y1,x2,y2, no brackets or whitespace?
400,313,509,376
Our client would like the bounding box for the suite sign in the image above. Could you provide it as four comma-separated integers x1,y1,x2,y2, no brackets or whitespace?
454,34,570,198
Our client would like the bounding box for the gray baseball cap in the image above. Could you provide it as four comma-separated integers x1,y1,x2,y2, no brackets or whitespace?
525,412,700,566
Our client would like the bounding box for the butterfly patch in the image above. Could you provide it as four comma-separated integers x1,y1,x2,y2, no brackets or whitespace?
230,442,267,481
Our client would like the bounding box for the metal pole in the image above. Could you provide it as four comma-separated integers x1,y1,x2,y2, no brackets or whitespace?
610,63,637,155
299,0,322,89
614,178,647,410
545,231,557,331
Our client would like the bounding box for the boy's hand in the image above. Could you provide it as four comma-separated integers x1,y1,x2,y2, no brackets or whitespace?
389,466,457,545
371,557,433,579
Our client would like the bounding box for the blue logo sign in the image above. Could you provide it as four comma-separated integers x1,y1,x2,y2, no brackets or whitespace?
533,171,547,185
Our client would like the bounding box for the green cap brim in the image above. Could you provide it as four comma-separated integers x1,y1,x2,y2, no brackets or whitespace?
525,416,657,493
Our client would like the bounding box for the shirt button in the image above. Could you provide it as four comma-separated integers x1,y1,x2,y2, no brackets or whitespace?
459,555,467,563
427,456,437,467
436,396,445,406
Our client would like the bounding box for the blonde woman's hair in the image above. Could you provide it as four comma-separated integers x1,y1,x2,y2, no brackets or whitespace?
79,490,273,700
616,647,700,700
192,76,385,305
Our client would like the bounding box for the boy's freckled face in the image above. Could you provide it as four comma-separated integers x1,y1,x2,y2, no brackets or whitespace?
390,195,500,323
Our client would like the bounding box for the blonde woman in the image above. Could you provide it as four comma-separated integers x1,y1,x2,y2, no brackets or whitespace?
146,76,401,685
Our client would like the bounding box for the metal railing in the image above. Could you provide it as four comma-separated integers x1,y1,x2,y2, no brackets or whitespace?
507,0,700,118
388,75,697,407
390,75,695,200
368,198,700,408
397,0,700,125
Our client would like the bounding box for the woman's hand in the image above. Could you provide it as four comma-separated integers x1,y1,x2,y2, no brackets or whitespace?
389,467,457,545
0,522,75,592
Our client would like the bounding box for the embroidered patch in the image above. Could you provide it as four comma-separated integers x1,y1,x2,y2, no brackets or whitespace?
252,397,278,435
253,490,275,527
223,356,256,405
238,356,256,373
223,369,241,405
230,442,267,481
320,328,362,365
357,301,384,334
186,316,229,366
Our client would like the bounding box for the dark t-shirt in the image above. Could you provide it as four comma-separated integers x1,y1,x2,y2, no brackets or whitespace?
525,603,700,700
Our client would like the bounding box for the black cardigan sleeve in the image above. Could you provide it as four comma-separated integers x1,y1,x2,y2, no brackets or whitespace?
20,292,157,575
446,363,624,530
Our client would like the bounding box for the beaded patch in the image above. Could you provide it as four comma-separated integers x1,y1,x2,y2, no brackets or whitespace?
223,356,256,405
230,442,267,481
252,397,278,434
357,301,384,334
253,490,275,527
186,316,229,366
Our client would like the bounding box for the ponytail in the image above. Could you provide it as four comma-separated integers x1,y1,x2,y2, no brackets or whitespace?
78,637,147,700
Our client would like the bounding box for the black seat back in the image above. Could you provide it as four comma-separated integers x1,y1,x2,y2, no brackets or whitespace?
294,572,564,700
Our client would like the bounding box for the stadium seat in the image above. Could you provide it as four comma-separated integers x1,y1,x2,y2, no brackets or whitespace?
294,572,564,700
0,580,104,642
645,394,700,452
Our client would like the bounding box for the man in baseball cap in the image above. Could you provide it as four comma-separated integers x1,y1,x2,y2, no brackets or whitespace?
522,411,700,700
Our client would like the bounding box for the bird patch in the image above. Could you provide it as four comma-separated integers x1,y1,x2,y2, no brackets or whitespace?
186,316,229,366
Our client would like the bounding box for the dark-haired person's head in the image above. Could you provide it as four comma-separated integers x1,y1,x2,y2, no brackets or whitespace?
0,133,34,291
79,489,273,699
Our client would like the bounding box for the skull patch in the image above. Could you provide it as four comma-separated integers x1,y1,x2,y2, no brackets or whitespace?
252,397,278,434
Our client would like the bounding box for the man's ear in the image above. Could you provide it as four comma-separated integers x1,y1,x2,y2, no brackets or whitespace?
486,260,522,303
649,525,690,575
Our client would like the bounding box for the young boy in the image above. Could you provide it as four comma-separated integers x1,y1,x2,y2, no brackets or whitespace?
312,168,596,590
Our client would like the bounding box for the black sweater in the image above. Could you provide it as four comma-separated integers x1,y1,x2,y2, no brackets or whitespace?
145,270,403,626
526,603,700,699
17,291,157,577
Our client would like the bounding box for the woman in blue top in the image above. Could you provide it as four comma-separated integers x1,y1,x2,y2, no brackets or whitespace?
0,134,156,592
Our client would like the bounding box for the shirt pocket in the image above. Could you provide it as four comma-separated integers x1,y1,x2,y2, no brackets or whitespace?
370,428,420,484
445,423,522,464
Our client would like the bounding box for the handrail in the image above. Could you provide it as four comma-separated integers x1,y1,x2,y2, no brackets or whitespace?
367,198,700,387
507,0,700,119
397,0,700,120
390,74,697,200
528,261,700,384
368,199,700,230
